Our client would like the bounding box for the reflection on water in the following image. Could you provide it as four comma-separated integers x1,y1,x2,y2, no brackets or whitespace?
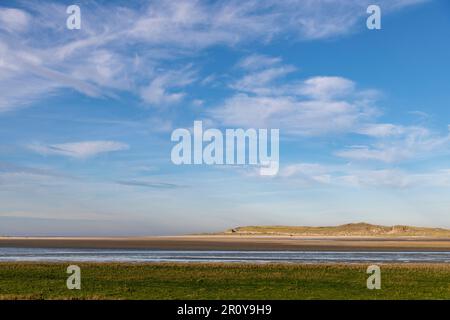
1,247,450,263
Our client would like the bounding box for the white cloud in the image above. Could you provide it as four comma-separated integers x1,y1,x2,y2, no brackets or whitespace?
272,0,429,40
298,76,355,100
337,168,450,189
279,162,450,189
237,54,282,70
0,8,30,32
231,65,297,95
337,126,450,163
29,141,129,159
279,163,332,185
212,94,374,136
336,146,407,163
357,123,406,138
0,0,427,112
71,50,132,91
211,56,377,136
139,67,196,106
0,39,103,111
192,99,204,107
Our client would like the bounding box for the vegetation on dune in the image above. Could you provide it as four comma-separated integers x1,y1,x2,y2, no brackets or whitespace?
223,222,450,237
0,262,449,300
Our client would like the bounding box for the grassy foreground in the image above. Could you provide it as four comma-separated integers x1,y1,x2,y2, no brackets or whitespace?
0,262,449,300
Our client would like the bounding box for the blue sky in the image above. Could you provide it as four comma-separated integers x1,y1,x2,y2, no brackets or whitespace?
1,0,450,236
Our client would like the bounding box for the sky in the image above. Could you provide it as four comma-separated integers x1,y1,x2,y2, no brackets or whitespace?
1,0,450,236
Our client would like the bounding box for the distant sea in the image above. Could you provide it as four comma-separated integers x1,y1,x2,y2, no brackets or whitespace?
1,248,450,263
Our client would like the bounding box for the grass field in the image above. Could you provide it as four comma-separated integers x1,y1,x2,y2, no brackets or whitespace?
0,262,449,300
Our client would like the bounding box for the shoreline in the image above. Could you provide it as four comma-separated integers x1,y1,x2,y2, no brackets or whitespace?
2,235,450,251
1,261,449,266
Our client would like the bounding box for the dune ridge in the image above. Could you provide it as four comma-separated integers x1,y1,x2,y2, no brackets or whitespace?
222,222,450,237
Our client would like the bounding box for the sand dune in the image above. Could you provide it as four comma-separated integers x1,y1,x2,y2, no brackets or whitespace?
221,223,450,237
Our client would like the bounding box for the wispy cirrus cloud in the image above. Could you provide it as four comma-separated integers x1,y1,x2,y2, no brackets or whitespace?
337,125,450,163
28,141,129,159
0,8,30,32
230,65,297,95
116,180,185,189
0,162,73,191
236,54,283,71
139,66,197,107
279,162,450,189
0,0,427,112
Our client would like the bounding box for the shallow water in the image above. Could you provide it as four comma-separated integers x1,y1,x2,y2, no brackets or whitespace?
1,247,450,263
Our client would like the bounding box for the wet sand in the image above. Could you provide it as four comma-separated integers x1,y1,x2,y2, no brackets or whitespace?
1,235,450,251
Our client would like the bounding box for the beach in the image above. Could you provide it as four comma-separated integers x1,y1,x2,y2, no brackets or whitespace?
2,235,450,251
